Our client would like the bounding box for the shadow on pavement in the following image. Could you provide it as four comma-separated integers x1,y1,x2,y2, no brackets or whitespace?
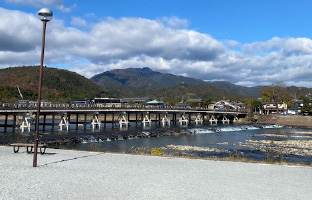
39,153,104,167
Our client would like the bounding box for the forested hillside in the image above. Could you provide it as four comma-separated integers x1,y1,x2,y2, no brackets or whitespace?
0,66,104,102
104,84,243,102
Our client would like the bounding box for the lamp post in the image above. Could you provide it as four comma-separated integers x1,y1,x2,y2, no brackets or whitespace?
33,8,53,167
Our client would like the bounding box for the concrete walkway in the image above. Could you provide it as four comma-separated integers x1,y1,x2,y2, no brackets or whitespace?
0,146,311,200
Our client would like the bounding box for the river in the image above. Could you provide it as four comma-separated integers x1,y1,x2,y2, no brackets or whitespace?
42,123,312,164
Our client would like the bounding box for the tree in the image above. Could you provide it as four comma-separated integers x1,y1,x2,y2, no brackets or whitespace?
203,99,213,107
251,100,262,112
241,98,253,116
261,82,293,114
163,97,179,105
299,96,312,112
128,100,136,105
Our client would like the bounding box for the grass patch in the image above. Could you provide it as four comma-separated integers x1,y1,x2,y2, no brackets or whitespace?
127,146,152,155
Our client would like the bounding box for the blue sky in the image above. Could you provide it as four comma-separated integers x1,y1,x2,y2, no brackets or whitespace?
4,0,312,42
1,0,312,87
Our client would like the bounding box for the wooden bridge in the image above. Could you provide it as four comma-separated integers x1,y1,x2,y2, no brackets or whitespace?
0,106,246,133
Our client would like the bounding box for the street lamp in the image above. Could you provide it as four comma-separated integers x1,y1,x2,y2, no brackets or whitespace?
33,8,53,167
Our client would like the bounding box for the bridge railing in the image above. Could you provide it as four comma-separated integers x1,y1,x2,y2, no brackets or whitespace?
0,102,246,113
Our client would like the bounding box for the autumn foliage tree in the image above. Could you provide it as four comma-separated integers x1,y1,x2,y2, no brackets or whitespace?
261,82,293,114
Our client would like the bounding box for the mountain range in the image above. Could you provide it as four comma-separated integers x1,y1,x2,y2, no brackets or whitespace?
0,66,311,103
90,67,262,97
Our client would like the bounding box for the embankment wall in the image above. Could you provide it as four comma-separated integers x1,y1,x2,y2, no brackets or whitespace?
256,115,312,127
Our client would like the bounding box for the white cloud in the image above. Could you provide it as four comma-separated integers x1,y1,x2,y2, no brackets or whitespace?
70,17,88,27
223,40,240,48
1,8,312,87
160,16,190,29
0,8,41,51
5,0,72,12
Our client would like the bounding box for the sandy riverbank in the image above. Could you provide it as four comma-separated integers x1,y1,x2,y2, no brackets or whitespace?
1,146,312,200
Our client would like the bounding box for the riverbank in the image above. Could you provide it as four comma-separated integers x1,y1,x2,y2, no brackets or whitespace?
1,146,311,200
2,123,312,164
0,126,193,145
256,115,312,127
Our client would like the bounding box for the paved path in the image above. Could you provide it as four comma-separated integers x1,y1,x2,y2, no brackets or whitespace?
0,146,311,200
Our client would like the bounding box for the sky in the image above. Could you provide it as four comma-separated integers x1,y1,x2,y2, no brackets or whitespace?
1,0,312,87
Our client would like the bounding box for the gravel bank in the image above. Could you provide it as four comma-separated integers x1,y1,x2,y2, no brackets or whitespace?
0,146,311,200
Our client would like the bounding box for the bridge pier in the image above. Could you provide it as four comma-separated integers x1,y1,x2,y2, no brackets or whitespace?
142,113,152,127
51,114,55,130
161,114,171,126
104,113,107,128
118,113,129,128
20,114,33,133
76,114,86,129
4,114,8,132
42,114,46,131
11,114,16,132
173,114,176,125
91,114,101,129
222,115,230,124
59,114,70,131
179,114,189,125
195,114,203,125
84,114,87,129
209,115,218,124
158,113,161,125
0,114,17,132
112,113,115,127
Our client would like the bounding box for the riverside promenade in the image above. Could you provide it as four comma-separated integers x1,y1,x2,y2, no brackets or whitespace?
0,146,311,200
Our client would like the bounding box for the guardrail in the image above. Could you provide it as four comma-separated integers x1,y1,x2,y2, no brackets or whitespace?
0,103,246,113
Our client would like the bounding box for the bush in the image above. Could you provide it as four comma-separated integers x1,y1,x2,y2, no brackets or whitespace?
151,147,163,156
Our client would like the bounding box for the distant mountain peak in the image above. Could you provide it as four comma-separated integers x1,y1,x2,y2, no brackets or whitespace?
90,67,204,89
142,67,152,71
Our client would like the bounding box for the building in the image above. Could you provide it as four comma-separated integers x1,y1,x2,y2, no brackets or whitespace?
70,99,91,105
208,103,216,110
262,102,288,114
146,100,165,107
120,97,150,105
287,100,304,115
213,100,242,111
93,98,121,108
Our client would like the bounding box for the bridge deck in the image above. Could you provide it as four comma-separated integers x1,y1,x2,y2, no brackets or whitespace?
0,108,245,115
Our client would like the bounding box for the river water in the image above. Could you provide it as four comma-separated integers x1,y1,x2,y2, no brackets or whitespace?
47,123,312,164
